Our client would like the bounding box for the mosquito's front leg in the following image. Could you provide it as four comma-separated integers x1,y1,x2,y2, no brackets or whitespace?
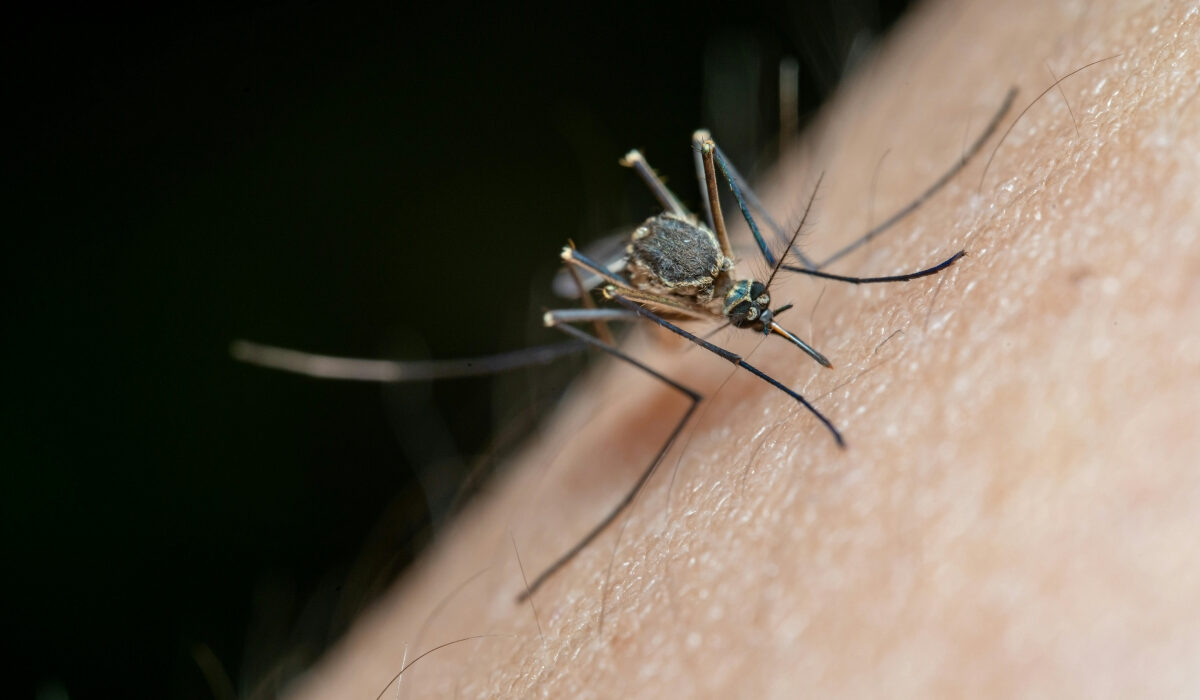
602,288,845,448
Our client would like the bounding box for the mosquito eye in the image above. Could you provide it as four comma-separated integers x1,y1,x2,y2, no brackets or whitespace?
726,298,755,328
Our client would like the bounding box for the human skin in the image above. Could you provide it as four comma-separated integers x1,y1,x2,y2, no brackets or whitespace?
289,0,1200,697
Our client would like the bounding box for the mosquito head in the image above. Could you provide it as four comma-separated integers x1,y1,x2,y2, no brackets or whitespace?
723,279,772,332
724,278,834,368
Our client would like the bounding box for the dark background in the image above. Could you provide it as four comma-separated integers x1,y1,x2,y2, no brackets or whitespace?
6,2,911,697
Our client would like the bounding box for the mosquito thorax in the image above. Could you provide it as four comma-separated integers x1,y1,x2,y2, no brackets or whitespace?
723,279,773,331
625,212,734,303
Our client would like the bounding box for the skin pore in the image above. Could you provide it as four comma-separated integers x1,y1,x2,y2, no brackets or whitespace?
289,0,1200,697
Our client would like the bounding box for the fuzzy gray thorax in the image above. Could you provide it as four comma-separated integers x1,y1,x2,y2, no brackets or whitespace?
625,213,734,303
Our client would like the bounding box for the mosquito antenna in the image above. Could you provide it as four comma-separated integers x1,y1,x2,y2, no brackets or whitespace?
979,55,1119,190
748,171,835,369
765,171,824,292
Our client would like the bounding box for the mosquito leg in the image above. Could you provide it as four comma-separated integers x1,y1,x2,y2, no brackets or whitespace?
698,136,736,261
704,136,819,269
615,286,718,322
704,139,776,267
562,248,708,322
604,288,845,447
519,316,702,601
708,138,794,248
702,90,1014,275
620,149,689,217
565,244,615,345
230,339,589,382
542,308,640,325
783,250,967,284
550,236,631,299
691,129,716,232
560,246,632,288
816,87,1018,269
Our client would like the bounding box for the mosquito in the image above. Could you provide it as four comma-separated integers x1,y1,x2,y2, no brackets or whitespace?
233,88,1016,601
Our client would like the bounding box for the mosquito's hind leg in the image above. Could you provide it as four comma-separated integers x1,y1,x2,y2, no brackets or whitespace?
816,87,1018,269
777,90,1020,282
519,310,703,601
602,288,845,447
691,130,717,232
620,149,689,218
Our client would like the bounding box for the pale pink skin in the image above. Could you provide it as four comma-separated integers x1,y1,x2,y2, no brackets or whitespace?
289,0,1200,697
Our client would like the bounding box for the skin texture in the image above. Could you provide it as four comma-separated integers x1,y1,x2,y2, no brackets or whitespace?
289,0,1200,697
